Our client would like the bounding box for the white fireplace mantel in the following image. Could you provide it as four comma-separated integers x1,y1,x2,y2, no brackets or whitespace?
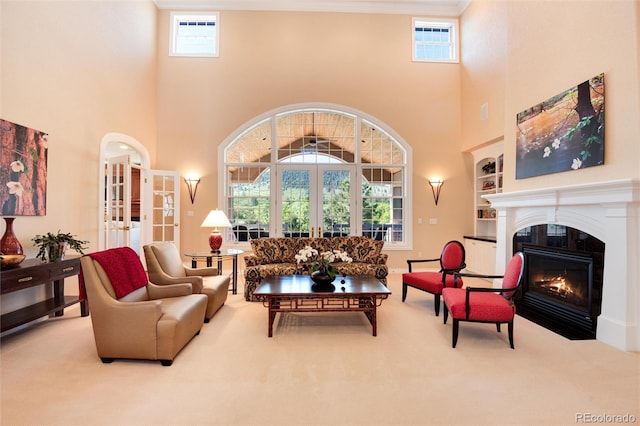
485,179,640,351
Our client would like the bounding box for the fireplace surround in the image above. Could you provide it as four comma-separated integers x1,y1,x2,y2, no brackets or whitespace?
485,179,639,351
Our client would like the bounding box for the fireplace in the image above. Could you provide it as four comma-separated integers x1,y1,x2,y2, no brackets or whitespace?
485,179,639,351
513,225,604,339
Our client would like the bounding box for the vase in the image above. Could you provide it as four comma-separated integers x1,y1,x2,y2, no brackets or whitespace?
1,217,23,255
311,270,336,292
47,242,67,262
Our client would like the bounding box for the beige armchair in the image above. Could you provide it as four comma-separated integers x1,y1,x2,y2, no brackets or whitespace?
80,249,208,366
143,242,230,321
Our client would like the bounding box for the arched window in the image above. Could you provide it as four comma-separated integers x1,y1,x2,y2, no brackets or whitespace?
221,104,412,249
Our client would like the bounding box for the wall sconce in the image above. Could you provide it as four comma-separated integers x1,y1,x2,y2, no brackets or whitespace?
428,178,444,205
184,177,200,204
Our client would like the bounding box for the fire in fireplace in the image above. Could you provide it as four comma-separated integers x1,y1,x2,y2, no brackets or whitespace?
513,225,604,340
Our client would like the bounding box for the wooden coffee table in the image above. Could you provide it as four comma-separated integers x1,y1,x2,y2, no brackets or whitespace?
253,275,391,337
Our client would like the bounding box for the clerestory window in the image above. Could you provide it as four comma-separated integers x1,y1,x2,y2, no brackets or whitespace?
170,12,219,57
413,18,459,63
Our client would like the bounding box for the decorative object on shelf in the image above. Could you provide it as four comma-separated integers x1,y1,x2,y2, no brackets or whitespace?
184,176,200,204
482,180,496,190
295,245,353,292
0,119,48,216
516,73,604,179
1,217,26,267
200,209,232,252
481,161,496,174
428,178,444,206
32,231,89,262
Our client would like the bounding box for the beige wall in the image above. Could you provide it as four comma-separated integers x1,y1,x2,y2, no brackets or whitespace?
1,0,638,275
1,0,158,251
156,10,471,270
0,1,157,314
461,0,640,192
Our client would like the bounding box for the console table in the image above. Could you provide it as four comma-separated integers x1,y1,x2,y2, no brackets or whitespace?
0,257,88,333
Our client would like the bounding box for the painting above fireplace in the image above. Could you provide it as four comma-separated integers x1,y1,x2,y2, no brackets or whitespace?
515,73,605,179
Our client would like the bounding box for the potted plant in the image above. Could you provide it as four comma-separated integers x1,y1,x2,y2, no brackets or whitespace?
32,231,89,262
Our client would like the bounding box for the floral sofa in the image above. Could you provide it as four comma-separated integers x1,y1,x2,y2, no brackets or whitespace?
243,236,388,301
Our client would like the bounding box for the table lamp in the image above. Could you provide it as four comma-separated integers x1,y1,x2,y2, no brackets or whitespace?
200,209,232,252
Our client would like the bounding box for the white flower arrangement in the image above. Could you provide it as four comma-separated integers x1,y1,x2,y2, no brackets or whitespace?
295,245,352,279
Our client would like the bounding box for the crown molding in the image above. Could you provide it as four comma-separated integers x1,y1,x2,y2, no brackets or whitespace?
153,0,470,17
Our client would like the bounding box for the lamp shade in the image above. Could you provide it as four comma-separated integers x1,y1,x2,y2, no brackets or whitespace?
200,209,232,228
200,210,232,252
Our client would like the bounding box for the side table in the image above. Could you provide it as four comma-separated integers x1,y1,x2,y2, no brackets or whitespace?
0,256,88,333
184,249,243,295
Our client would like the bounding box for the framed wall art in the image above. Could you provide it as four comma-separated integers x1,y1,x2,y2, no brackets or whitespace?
516,73,604,179
0,119,48,216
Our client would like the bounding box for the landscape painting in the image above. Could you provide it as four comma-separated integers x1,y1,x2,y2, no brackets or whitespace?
516,73,604,179
0,119,48,216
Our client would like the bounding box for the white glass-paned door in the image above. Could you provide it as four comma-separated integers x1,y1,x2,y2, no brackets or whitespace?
144,170,181,250
104,155,131,251
277,165,355,238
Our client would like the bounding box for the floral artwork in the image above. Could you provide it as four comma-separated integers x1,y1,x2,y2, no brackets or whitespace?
0,119,48,215
516,73,604,179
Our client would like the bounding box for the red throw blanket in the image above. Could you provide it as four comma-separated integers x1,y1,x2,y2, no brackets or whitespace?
79,247,148,300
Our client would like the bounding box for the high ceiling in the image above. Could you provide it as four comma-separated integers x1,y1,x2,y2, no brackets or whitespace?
153,0,470,17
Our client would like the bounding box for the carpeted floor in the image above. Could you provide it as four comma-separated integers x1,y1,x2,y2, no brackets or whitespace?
1,274,638,425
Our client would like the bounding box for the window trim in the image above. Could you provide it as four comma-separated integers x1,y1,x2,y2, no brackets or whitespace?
412,17,459,63
169,11,219,58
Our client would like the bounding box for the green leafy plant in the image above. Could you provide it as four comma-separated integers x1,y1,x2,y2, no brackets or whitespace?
32,231,89,261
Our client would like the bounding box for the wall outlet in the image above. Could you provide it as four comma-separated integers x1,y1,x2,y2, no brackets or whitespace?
418,251,422,257
418,217,422,224
429,218,438,225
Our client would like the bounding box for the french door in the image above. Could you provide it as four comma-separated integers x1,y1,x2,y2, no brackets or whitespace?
276,165,356,238
104,155,135,252
102,159,180,254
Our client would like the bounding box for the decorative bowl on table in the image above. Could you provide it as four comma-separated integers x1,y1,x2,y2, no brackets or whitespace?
0,254,26,268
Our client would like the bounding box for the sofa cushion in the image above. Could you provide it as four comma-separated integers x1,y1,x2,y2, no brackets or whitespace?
333,236,383,263
250,238,301,264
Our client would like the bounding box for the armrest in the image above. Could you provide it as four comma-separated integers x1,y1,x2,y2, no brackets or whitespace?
96,298,163,333
150,272,204,293
147,282,193,299
406,258,439,272
185,266,219,277
244,255,263,267
455,272,503,280
375,253,388,265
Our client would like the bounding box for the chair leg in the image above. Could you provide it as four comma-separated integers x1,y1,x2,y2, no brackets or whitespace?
452,319,459,348
496,323,501,333
443,304,449,324
402,283,407,302
434,294,440,316
508,321,514,349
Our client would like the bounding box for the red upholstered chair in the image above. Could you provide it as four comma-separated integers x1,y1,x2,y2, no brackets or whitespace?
402,240,466,316
442,252,525,349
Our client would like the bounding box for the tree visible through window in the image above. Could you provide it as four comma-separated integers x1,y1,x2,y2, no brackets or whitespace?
223,107,410,248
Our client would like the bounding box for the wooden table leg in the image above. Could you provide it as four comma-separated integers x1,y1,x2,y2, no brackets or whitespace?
267,298,276,337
